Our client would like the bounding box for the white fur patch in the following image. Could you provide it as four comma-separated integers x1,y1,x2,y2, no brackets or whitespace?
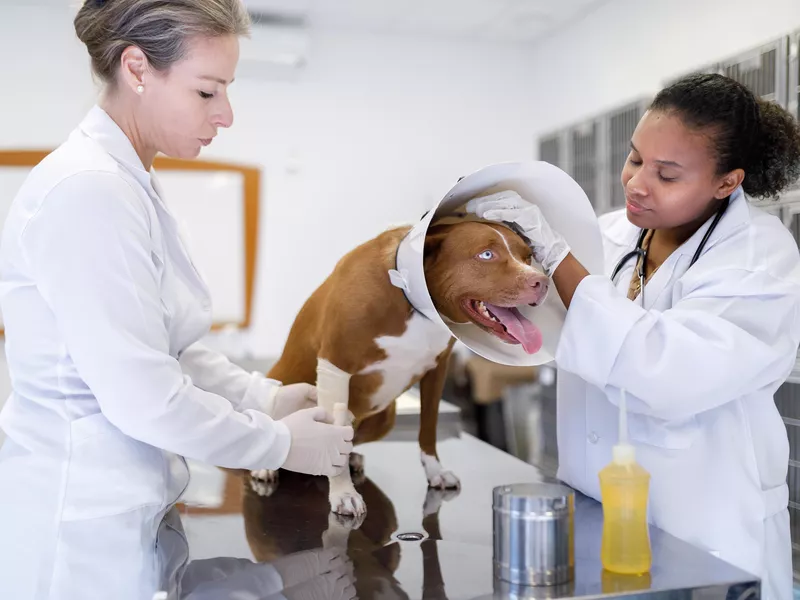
329,472,366,517
315,363,366,517
250,469,279,497
421,451,460,489
360,312,452,412
423,487,460,517
322,513,355,548
496,227,538,274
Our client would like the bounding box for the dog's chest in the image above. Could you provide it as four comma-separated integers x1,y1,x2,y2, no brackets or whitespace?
359,312,452,412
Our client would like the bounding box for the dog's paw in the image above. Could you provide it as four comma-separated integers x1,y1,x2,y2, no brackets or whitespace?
331,510,366,532
423,486,461,517
348,452,364,474
428,470,460,490
251,469,278,482
322,512,363,548
249,469,279,497
330,487,367,518
421,452,461,490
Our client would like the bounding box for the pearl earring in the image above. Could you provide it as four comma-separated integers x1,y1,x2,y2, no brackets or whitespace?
136,84,144,94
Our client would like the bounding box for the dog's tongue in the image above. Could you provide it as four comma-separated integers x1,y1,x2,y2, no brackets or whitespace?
485,304,543,354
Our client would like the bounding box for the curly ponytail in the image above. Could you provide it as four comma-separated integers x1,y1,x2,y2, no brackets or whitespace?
650,73,800,199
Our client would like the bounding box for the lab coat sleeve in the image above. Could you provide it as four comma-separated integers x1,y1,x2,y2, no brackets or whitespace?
20,172,291,471
177,342,281,416
555,269,800,421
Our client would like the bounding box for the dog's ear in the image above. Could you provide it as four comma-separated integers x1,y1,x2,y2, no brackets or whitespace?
423,224,452,265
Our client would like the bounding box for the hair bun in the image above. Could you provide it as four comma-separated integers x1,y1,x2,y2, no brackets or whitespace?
74,0,251,86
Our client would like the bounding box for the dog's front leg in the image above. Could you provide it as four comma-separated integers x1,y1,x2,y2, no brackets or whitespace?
419,343,460,490
317,358,366,518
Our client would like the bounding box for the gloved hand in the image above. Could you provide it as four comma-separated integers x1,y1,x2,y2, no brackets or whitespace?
279,407,353,477
272,548,350,589
281,563,356,600
271,383,318,420
466,190,571,276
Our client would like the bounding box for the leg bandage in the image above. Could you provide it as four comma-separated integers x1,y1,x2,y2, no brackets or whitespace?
316,358,352,418
317,358,366,517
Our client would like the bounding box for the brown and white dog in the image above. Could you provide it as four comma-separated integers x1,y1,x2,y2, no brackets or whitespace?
252,218,549,517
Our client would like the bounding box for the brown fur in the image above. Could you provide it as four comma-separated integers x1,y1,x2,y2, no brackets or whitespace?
267,226,419,441
265,219,547,487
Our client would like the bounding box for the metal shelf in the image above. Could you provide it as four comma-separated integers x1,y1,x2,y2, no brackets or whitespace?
570,119,600,211
790,31,800,121
604,99,651,213
535,97,652,217
537,131,567,172
714,37,789,108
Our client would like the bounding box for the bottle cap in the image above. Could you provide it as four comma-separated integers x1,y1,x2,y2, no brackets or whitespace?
612,444,636,465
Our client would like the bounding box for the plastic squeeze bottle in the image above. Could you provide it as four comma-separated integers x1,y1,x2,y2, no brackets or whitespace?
599,388,652,575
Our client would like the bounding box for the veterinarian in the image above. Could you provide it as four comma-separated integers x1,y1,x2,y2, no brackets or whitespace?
0,1,353,598
469,73,800,600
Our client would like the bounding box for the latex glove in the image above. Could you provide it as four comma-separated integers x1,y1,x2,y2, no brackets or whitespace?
279,407,353,477
466,190,571,276
271,383,318,420
281,561,356,600
272,548,350,589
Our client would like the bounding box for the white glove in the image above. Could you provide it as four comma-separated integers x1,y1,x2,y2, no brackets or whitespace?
270,383,318,420
466,190,571,276
279,407,353,477
281,559,356,600
272,548,350,590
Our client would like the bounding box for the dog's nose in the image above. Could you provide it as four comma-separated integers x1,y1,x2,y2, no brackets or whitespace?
527,274,549,306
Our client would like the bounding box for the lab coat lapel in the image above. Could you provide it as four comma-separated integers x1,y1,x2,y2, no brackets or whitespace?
77,105,212,305
605,218,674,310
148,172,213,304
77,105,156,195
609,187,750,311
77,105,166,259
675,187,750,264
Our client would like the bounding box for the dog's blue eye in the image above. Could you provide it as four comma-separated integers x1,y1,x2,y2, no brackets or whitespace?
478,250,494,261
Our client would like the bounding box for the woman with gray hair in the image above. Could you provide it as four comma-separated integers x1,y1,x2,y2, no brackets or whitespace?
0,1,353,597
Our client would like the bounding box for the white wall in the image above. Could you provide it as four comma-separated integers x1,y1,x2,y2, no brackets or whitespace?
526,0,800,140
225,30,538,357
4,0,799,394
0,4,538,361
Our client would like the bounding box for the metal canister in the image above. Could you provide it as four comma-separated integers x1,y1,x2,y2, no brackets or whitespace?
492,482,575,587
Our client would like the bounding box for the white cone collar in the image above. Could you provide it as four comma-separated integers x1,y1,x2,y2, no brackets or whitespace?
389,161,605,367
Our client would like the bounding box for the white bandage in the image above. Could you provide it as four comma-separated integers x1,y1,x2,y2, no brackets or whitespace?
317,358,365,516
316,358,351,416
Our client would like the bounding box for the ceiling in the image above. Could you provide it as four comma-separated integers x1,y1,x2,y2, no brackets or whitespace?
242,0,611,43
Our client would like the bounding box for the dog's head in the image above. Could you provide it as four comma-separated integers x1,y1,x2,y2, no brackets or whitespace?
422,220,549,355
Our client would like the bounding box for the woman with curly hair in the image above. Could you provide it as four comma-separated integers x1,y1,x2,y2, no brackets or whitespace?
470,73,800,600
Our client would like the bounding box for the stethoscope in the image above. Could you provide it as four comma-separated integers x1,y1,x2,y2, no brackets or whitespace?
610,196,730,306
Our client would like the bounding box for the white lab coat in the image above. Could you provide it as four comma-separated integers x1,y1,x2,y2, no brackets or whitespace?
0,497,330,600
555,187,800,600
0,105,292,599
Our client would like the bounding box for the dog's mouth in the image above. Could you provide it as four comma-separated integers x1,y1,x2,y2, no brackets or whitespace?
461,299,543,354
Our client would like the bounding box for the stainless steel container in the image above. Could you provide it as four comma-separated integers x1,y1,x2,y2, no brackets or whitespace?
493,577,576,599
492,482,575,587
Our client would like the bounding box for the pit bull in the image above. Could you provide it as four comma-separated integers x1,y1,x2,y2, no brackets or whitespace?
252,218,549,517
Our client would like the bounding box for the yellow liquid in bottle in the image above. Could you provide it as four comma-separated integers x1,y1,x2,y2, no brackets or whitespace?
599,459,652,575
601,568,652,593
